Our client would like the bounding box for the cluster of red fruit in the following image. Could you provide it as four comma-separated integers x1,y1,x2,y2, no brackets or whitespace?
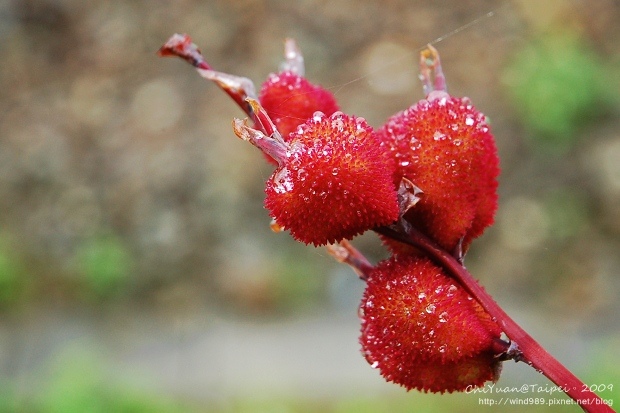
159,35,503,393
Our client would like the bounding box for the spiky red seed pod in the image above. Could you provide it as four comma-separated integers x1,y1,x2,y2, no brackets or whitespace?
360,254,502,392
264,111,399,246
258,71,339,139
377,93,499,253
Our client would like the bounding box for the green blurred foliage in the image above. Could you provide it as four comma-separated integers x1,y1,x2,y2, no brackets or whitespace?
273,255,328,312
0,349,196,413
584,336,620,403
74,234,133,300
542,188,590,241
0,235,27,308
503,31,617,153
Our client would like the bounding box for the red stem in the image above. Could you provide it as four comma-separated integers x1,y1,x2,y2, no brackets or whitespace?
375,225,614,413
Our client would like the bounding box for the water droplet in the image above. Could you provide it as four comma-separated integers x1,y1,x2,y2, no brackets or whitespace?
399,160,410,167
312,111,324,122
425,304,436,314
453,139,462,146
331,117,345,131
439,311,449,323
418,292,426,300
438,344,447,353
433,131,445,141
332,167,338,176
370,361,379,369
434,286,443,294
270,219,284,232
297,168,307,180
447,285,458,296
465,116,474,126
273,167,293,193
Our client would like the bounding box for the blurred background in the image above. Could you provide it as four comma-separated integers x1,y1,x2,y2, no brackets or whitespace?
1,0,619,411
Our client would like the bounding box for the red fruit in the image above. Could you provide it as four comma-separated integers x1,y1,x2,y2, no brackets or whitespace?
265,112,399,246
377,92,499,253
259,71,339,139
360,254,502,392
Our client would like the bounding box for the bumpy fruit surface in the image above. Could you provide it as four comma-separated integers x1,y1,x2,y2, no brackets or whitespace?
264,111,399,246
377,92,499,253
360,254,502,392
259,71,339,139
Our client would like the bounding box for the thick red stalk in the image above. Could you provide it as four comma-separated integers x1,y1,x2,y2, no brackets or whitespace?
375,225,614,413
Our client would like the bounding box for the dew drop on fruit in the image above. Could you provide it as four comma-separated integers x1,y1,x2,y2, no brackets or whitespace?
425,303,436,314
447,285,458,296
371,361,379,369
331,117,345,131
297,168,307,181
439,311,449,323
312,111,324,122
273,167,293,193
465,116,474,126
433,131,446,141
270,219,284,232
